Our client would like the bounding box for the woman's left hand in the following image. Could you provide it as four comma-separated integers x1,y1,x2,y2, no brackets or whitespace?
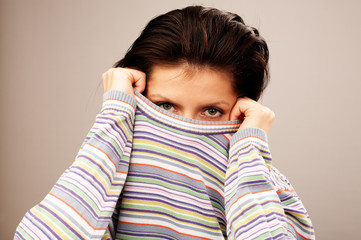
230,97,275,135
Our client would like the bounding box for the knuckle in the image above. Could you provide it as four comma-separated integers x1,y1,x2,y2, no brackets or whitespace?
104,68,114,76
102,72,108,80
270,111,276,120
261,107,275,119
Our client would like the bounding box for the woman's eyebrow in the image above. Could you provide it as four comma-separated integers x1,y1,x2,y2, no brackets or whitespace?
204,100,231,107
147,93,171,101
149,93,231,107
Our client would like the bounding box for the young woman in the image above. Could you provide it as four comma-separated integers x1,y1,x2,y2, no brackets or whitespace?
15,6,315,240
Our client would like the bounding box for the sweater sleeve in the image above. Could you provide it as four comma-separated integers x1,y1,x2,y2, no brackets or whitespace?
225,128,315,240
14,90,136,240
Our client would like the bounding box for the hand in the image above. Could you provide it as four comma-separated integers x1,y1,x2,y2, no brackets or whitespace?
102,68,146,97
230,97,275,134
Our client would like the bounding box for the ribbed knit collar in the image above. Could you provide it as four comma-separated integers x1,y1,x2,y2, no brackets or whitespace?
134,90,241,135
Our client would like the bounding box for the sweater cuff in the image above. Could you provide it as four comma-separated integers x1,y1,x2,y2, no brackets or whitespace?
230,128,268,146
103,90,137,109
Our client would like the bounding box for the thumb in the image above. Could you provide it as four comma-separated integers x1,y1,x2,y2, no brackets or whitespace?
229,98,248,121
128,69,146,93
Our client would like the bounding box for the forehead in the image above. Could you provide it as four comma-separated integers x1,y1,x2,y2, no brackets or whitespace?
147,64,235,92
146,64,237,106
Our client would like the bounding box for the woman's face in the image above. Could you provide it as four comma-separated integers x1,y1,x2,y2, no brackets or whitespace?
145,64,238,121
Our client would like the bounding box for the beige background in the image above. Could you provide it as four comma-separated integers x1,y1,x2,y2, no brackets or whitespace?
1,0,361,239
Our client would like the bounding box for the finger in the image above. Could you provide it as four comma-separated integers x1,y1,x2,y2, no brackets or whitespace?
102,70,110,93
229,103,242,121
229,97,254,120
129,69,146,93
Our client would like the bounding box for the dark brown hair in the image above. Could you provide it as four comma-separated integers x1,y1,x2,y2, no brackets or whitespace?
113,6,269,101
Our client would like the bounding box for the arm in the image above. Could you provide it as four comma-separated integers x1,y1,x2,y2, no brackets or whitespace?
225,128,315,239
14,90,136,240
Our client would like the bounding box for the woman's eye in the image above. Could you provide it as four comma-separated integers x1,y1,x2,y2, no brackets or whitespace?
204,108,222,117
158,102,175,111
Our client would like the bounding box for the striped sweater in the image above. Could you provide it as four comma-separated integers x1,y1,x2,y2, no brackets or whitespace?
15,90,315,240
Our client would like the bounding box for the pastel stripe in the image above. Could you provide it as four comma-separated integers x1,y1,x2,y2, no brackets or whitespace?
15,90,314,239
15,91,136,239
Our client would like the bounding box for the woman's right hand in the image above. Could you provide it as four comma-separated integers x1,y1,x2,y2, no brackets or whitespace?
102,68,146,97
229,97,275,135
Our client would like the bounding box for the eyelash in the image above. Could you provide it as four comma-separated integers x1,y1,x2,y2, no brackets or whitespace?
203,107,223,117
155,102,224,118
156,102,175,112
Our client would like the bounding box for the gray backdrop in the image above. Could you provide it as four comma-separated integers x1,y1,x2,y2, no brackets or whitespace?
1,0,360,239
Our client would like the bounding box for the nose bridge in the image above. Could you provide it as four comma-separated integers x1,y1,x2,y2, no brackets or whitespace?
180,108,196,120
